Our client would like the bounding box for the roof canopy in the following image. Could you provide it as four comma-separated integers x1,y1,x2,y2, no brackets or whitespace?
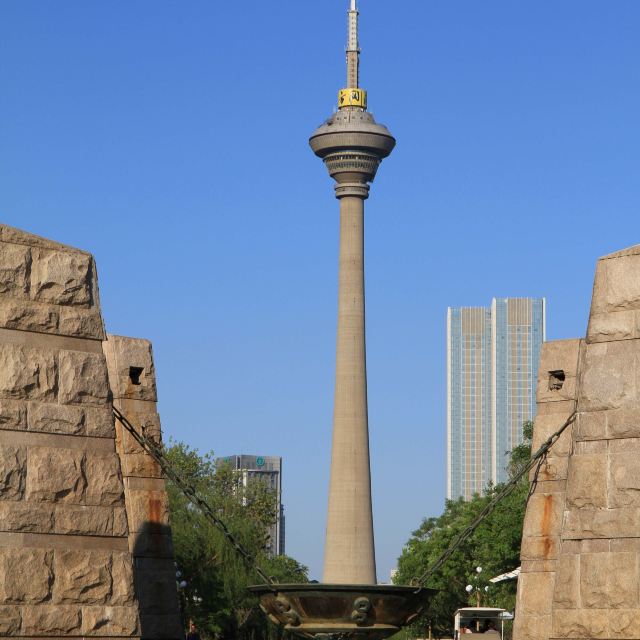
454,607,507,620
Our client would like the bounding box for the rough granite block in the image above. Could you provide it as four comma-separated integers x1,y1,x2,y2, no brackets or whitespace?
0,345,56,401
588,310,636,343
522,493,564,538
26,448,85,503
0,502,54,533
54,504,128,537
0,445,26,500
0,400,26,431
103,336,157,402
580,552,639,609
58,350,110,405
111,551,136,606
84,454,125,507
563,507,640,540
84,406,115,438
551,608,608,639
591,248,640,314
579,341,639,412
0,606,21,634
0,549,53,604
126,490,170,534
554,554,580,609
81,605,139,636
0,244,31,298
609,449,640,507
22,605,82,635
0,298,58,333
517,572,555,616
27,402,85,436
58,306,105,340
31,250,92,307
565,454,607,509
53,550,112,605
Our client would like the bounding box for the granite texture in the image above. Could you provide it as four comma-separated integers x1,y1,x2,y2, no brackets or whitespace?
515,245,640,640
0,225,179,638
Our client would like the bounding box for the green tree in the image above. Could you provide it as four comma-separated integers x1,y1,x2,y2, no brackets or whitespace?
394,422,533,638
164,441,308,640
264,555,310,584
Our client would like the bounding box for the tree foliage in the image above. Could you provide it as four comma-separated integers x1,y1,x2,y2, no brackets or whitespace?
165,441,308,640
394,422,534,638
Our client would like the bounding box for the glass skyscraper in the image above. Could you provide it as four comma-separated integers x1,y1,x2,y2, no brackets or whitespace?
447,298,546,500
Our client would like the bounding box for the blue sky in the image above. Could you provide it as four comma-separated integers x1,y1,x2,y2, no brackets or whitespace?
1,0,640,581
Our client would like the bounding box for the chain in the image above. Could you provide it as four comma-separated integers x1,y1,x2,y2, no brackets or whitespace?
114,405,577,594
113,406,277,590
412,408,577,589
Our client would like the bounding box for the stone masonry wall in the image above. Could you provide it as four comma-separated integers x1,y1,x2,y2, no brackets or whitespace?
103,335,182,640
0,225,140,637
513,339,579,640
514,244,640,640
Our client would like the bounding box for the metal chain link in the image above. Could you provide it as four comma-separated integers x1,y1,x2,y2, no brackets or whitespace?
113,406,277,590
115,405,576,594
412,408,577,589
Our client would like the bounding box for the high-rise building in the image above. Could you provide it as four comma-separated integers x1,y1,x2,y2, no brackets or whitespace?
447,298,546,500
218,455,285,557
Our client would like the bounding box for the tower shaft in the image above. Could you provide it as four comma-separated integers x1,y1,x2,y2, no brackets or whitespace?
323,190,376,585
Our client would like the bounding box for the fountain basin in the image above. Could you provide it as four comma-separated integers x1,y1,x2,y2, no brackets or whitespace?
249,583,434,640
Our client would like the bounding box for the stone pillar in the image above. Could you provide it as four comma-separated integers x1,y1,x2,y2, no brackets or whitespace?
513,339,579,640
515,244,640,640
323,186,377,585
103,335,182,640
0,225,140,638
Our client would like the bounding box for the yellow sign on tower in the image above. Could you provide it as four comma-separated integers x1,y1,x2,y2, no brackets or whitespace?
338,88,367,109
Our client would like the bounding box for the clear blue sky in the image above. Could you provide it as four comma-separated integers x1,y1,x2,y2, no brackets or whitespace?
2,0,640,582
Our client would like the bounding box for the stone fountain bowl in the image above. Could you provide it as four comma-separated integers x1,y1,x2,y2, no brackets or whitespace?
249,583,435,640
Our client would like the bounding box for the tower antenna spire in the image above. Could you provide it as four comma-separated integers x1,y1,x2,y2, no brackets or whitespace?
346,0,360,89
338,0,365,109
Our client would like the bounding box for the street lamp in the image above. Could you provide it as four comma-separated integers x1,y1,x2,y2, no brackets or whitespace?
466,566,484,607
465,567,490,631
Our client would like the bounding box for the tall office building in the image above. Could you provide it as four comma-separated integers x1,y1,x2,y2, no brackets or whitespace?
447,298,546,500
217,455,285,557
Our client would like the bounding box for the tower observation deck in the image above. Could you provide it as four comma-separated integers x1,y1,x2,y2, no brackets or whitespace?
309,0,395,586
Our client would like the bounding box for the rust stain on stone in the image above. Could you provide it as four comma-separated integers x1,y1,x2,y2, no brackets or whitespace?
542,535,553,559
541,494,553,538
149,497,162,524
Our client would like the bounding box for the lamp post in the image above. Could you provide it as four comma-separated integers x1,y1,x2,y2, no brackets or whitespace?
465,567,489,631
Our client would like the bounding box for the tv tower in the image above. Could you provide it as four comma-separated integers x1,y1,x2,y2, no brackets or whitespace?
310,0,395,585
